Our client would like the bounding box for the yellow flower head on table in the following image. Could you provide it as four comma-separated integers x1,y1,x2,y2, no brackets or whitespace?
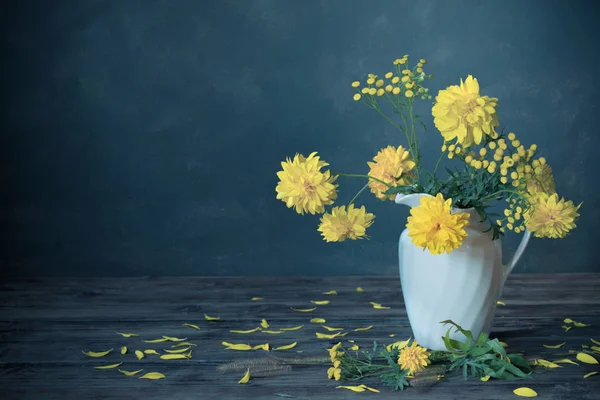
525,192,580,239
367,145,416,201
317,204,375,242
397,341,431,374
275,152,338,215
406,193,470,255
432,75,499,147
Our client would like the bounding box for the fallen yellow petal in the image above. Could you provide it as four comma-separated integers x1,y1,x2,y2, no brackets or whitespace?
143,338,168,343
582,344,589,348
316,331,347,339
564,318,575,324
116,332,139,337
358,384,380,393
250,297,263,301
230,327,261,334
591,338,600,346
497,301,506,306
513,387,537,397
543,342,566,349
82,349,113,358
356,287,365,293
311,300,330,305
204,314,221,321
350,345,359,351
139,372,166,380
348,340,355,343
353,325,373,331
239,368,250,384
162,336,187,342
172,342,197,347
261,319,270,329
574,321,591,327
321,325,343,331
280,325,303,331
274,342,297,351
160,353,190,360
291,307,316,312
576,352,598,364
135,350,144,360
552,359,578,365
535,359,562,368
163,346,191,354
310,318,327,324
373,304,391,309
480,375,491,382
120,346,127,355
143,349,160,355
562,325,573,332
591,346,600,352
389,333,396,337
182,323,201,330
94,362,123,370
118,369,143,376
337,385,365,392
584,371,598,379
252,343,270,351
222,342,253,351
262,330,283,334
323,290,338,295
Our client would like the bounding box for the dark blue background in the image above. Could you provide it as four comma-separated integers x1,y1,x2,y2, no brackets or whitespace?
3,0,598,277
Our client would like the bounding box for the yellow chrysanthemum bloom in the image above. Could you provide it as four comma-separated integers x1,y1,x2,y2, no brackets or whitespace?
397,341,431,374
317,204,375,242
525,163,556,196
431,75,499,147
525,193,581,239
406,193,470,255
367,145,416,200
275,152,338,215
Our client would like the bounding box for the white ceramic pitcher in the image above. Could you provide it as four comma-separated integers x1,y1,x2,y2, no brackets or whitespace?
395,193,532,351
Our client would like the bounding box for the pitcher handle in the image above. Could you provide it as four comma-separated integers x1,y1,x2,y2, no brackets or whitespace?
504,229,532,278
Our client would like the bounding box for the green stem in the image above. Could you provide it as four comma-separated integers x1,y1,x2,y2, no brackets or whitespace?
331,171,394,188
348,182,371,206
432,152,445,177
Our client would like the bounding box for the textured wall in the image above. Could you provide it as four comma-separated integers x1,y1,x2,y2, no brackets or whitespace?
3,0,598,277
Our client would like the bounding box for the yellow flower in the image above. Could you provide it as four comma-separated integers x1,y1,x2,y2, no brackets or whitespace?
327,367,342,380
385,85,393,92
401,76,410,83
353,93,361,101
368,88,377,95
525,193,580,239
405,90,414,98
317,204,375,242
397,341,431,374
385,72,393,79
392,76,400,84
366,78,375,85
431,75,499,147
376,79,384,87
351,81,360,88
406,193,470,255
276,152,338,215
392,87,401,95
377,88,385,96
525,163,556,196
367,145,416,200
361,87,369,94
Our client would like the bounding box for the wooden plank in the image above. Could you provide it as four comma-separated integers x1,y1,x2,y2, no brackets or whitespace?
1,275,599,399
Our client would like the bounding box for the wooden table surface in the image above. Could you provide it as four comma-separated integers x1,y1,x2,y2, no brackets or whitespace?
1,274,599,400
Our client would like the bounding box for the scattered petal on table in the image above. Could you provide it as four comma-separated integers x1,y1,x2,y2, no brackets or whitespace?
238,368,250,384
82,349,112,358
116,332,139,337
135,350,144,360
584,371,598,379
358,384,380,393
291,307,316,312
163,347,191,354
574,321,591,327
480,375,491,382
321,325,343,331
310,318,326,324
356,287,365,293
353,325,373,331
143,338,168,343
143,349,160,355
274,342,297,351
262,330,283,334
251,297,263,301
139,372,165,380
497,301,506,306
222,342,253,351
543,342,566,349
311,300,330,305
94,362,123,369
534,359,561,368
576,352,598,364
160,353,191,360
172,342,197,347
552,359,578,365
261,319,270,329
118,369,143,376
204,314,220,321
252,343,270,351
562,325,573,332
162,336,187,342
513,387,538,397
231,327,261,334
120,346,127,355
336,385,365,392
322,290,337,295
182,323,201,330
280,325,304,331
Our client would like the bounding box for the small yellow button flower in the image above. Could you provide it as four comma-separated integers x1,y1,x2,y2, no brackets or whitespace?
405,90,414,98
538,157,547,165
406,82,414,89
416,67,423,73
368,88,377,95
488,141,497,149
500,177,508,184
402,69,410,75
512,153,520,162
507,223,514,230
508,217,515,223
401,76,410,83
482,160,489,168
511,180,520,187
465,155,473,163
448,144,456,152
479,148,487,157
516,206,523,213
493,154,502,161
366,78,375,85
376,79,384,87
385,72,393,79
448,152,454,159
500,168,508,176
385,85,393,92
420,59,427,64
351,81,360,88
530,144,538,151
504,209,512,217
454,147,461,154
505,159,515,167
392,76,400,84
353,94,361,101
441,145,447,152
361,87,369,94
508,132,516,141
487,165,496,174
511,140,521,147
418,87,424,93
392,87,401,95
376,88,385,96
